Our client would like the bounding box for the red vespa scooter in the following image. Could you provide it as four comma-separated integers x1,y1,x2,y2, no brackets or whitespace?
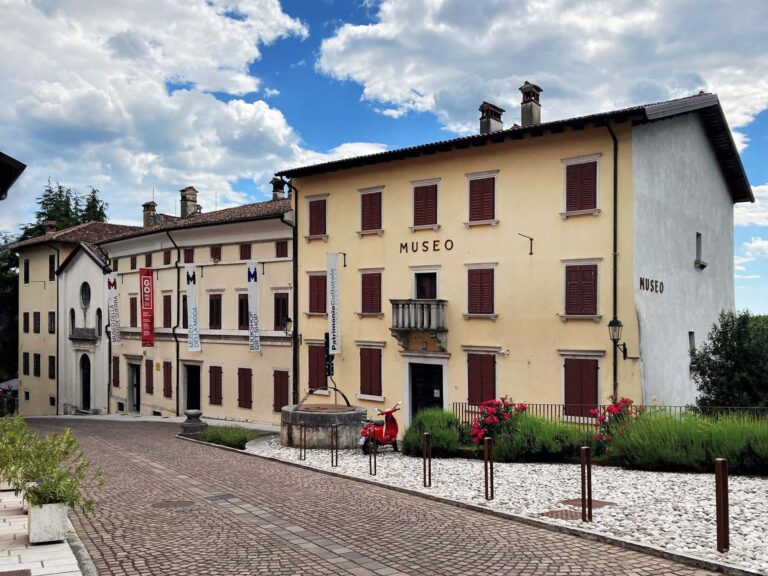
360,401,401,454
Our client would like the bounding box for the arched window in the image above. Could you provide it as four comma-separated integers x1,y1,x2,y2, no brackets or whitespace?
69,308,75,335
80,282,91,308
96,308,102,337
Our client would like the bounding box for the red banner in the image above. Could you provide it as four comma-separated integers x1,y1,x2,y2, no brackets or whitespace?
139,268,155,347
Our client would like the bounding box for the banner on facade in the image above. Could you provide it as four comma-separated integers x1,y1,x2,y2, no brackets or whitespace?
139,268,154,347
327,252,341,355
106,273,121,345
185,265,200,352
247,261,261,352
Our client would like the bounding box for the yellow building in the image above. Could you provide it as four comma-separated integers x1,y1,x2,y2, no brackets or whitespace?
277,86,752,425
98,187,295,425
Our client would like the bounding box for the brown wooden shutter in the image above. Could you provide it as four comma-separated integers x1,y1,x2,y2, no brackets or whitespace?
112,356,120,387
163,294,172,328
563,358,582,416
581,265,597,315
309,275,326,313
240,244,251,260
130,256,137,270
481,354,495,401
211,246,221,261
565,266,582,315
309,199,326,236
566,164,581,212
209,366,222,405
309,345,325,389
580,162,597,210
112,257,119,272
163,362,173,398
145,253,152,268
580,359,598,414
238,368,252,408
468,269,493,314
275,240,288,258
209,294,222,329
274,293,288,330
413,186,425,225
469,178,495,221
130,297,138,327
369,348,382,396
273,370,289,412
182,295,188,329
163,250,171,265
145,359,154,394
361,273,381,314
361,191,382,231
468,354,495,403
238,294,249,330
360,348,371,395
184,248,194,263
413,185,437,226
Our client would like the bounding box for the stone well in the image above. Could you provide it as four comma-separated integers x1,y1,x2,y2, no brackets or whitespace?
281,404,366,449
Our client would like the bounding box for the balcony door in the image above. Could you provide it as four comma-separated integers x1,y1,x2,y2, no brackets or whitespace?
415,272,437,299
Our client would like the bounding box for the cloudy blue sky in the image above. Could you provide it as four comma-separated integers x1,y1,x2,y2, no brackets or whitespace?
1,0,766,311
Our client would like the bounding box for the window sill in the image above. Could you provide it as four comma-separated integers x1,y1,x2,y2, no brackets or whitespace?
304,312,328,318
357,229,384,238
559,314,602,322
356,393,385,402
464,219,499,228
305,388,330,396
560,208,601,220
356,312,384,318
304,234,328,243
409,224,440,232
463,313,498,321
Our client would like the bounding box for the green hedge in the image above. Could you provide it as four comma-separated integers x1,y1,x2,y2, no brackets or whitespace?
492,415,592,463
609,413,768,474
401,409,460,457
197,426,265,450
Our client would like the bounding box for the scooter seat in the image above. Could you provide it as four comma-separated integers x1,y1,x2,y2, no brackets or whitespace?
371,419,385,426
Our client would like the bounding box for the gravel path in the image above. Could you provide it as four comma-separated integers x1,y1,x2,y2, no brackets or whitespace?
248,437,768,575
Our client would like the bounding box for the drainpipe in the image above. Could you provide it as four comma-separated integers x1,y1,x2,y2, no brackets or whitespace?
606,124,619,401
46,242,60,415
105,307,112,415
280,177,300,404
166,230,181,416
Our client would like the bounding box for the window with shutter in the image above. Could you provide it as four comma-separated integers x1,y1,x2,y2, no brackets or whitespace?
238,368,252,408
33,354,40,377
359,348,382,396
182,295,188,329
48,355,56,379
23,312,28,333
48,312,55,334
211,246,221,261
145,359,154,394
308,199,327,236
130,297,138,327
163,362,173,398
275,240,288,258
49,254,56,281
130,256,137,270
33,312,40,333
565,161,597,212
164,250,171,265
308,345,326,389
467,269,494,315
467,354,495,404
413,185,437,226
240,244,251,260
469,177,495,222
309,275,327,314
145,253,152,268
274,293,289,330
209,366,223,405
112,356,120,387
209,294,222,329
564,358,598,417
564,264,598,316
184,248,194,263
361,191,382,231
23,353,29,375
361,272,382,314
163,294,172,328
273,370,289,412
238,294,249,330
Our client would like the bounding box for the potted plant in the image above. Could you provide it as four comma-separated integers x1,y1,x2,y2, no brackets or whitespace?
0,415,36,492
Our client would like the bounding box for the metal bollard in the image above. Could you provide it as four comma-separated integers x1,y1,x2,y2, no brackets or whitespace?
423,432,432,487
580,446,593,522
330,425,339,467
298,424,307,461
715,458,729,553
484,437,494,500
369,440,377,476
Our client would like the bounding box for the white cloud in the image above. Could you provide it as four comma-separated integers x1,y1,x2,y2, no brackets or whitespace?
743,237,768,259
318,0,768,140
734,255,754,272
264,88,281,98
735,184,768,227
735,274,761,280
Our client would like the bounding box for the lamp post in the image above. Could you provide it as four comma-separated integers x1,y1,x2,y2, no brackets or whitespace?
607,318,628,400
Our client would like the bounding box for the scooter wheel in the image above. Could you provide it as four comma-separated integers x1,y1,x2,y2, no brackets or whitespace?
361,439,371,455
392,440,399,453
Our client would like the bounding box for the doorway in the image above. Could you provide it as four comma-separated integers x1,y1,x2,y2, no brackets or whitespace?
80,354,91,411
415,272,437,299
410,363,443,418
128,364,141,413
185,365,201,411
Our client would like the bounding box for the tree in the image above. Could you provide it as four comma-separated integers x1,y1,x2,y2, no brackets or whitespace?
80,187,108,223
693,310,768,407
0,232,19,381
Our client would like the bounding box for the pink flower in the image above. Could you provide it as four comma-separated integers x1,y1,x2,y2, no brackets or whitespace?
502,413,510,420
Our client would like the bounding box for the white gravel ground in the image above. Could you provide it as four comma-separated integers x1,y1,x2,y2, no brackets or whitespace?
247,437,768,574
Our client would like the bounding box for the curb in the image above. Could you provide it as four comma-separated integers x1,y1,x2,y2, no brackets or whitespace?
175,434,763,576
66,520,99,576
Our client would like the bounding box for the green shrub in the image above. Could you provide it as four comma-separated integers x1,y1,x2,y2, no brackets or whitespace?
198,426,265,450
492,415,592,463
401,409,460,457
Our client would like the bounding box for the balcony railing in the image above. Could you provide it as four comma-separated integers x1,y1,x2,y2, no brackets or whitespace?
390,299,448,332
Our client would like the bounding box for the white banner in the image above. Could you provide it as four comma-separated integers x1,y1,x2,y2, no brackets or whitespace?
247,261,260,352
185,265,201,352
106,273,121,345
327,252,341,355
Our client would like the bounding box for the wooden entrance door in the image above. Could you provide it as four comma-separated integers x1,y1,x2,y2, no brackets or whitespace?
564,358,598,417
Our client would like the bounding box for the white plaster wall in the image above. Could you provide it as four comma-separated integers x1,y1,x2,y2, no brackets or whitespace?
632,114,735,405
58,253,110,413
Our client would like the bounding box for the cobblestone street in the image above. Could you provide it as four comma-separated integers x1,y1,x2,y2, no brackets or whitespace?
29,419,718,576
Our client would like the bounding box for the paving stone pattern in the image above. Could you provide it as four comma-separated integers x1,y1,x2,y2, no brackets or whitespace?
29,419,717,576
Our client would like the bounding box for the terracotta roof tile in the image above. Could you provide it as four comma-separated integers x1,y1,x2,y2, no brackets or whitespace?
9,221,141,252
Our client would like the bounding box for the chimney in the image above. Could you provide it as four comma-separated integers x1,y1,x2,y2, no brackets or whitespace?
479,102,505,134
179,186,199,218
520,81,543,127
142,201,157,227
43,220,58,234
270,177,286,201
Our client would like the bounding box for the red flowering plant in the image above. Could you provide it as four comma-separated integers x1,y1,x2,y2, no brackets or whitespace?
591,397,635,452
470,398,527,445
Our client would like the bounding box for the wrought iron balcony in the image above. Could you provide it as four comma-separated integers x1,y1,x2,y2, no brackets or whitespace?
390,299,448,350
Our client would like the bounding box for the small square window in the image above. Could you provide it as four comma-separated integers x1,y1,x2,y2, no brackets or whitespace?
130,256,137,270
211,246,222,261
49,396,56,407
184,248,194,264
275,241,288,258
239,244,251,260
164,250,172,265
145,253,153,268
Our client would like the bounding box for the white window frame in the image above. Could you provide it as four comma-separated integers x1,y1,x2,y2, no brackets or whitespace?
409,178,441,232
560,257,602,322
560,153,602,219
465,170,500,227
358,186,384,237
410,265,440,299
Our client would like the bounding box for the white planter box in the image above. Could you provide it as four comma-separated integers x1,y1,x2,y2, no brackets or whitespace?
28,503,69,543
0,482,14,491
